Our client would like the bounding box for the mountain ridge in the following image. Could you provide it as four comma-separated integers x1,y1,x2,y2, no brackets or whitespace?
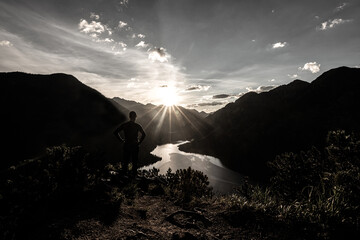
180,66,360,182
1,72,126,169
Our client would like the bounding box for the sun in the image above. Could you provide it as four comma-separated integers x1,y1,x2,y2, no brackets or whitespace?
158,86,180,106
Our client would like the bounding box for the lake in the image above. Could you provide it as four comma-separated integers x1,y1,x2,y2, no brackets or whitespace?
141,141,244,193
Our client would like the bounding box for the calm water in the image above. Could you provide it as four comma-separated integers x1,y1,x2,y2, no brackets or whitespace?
141,141,244,193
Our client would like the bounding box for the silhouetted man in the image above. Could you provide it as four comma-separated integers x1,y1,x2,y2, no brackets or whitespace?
114,111,146,175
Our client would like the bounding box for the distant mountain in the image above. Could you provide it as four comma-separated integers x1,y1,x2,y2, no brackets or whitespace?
1,72,125,169
180,67,360,182
112,97,212,146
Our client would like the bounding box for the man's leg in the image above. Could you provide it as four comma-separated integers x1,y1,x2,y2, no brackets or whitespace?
131,145,139,175
122,144,130,173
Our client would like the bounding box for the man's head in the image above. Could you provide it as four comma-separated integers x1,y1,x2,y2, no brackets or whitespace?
129,111,137,121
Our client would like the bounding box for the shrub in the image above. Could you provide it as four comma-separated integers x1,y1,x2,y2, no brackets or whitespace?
0,145,115,240
164,167,213,205
267,130,360,236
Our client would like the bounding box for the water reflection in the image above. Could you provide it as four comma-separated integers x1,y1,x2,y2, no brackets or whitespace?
141,141,244,193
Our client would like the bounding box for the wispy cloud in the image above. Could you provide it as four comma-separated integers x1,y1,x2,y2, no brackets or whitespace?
335,2,348,12
0,40,13,47
318,18,352,30
272,42,287,49
299,62,321,73
95,38,114,43
287,74,298,79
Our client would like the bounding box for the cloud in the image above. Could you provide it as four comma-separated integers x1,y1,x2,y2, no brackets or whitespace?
135,41,149,48
213,94,231,99
185,85,210,91
0,40,13,47
246,85,277,93
199,102,225,106
79,19,107,35
272,42,287,49
118,21,128,29
119,0,129,6
95,38,114,43
287,74,298,79
335,2,348,12
118,41,127,48
148,47,170,63
299,62,321,73
188,101,225,108
137,34,145,39
318,19,352,30
90,13,100,20
258,85,277,91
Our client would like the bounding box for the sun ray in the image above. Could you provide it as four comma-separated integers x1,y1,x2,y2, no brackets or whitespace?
168,106,172,142
174,105,204,138
143,105,166,130
154,106,168,137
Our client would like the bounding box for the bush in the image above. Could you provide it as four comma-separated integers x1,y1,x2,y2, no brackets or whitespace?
216,130,360,238
139,167,213,205
0,145,114,240
267,130,360,236
164,167,213,205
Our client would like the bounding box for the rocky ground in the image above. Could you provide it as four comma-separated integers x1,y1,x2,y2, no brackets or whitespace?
61,193,269,240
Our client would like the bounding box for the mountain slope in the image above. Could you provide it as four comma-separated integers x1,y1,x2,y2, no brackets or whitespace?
1,72,126,169
180,67,360,181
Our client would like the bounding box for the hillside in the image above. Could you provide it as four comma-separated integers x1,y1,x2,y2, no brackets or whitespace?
180,67,360,181
0,72,126,169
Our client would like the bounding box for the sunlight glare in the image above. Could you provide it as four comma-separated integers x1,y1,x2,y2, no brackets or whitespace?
158,86,180,106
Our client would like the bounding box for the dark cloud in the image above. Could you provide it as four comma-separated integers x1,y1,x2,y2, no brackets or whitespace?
186,86,201,91
258,85,277,92
185,85,210,91
213,94,231,99
148,47,169,62
152,47,166,57
197,102,225,107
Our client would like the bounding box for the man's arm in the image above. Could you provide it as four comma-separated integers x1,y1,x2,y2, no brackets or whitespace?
138,125,146,145
113,124,125,142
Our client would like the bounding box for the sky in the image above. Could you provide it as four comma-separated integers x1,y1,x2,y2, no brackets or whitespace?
1,0,359,112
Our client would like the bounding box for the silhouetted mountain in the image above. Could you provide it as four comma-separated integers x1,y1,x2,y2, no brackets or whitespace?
180,67,360,182
1,72,125,169
197,110,209,118
112,98,212,146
